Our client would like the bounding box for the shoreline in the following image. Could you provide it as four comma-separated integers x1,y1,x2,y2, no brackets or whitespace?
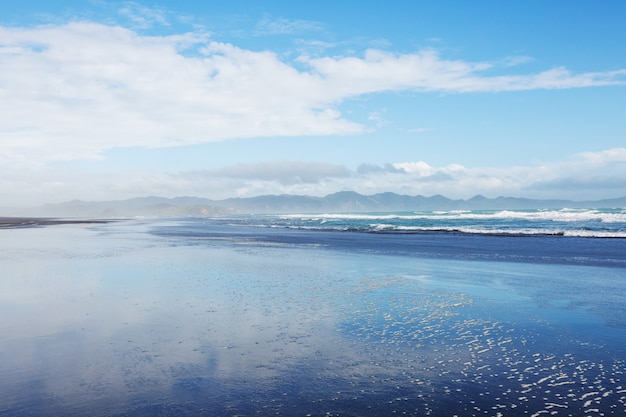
0,217,116,229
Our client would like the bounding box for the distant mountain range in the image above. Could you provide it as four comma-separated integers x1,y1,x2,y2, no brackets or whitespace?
2,191,626,218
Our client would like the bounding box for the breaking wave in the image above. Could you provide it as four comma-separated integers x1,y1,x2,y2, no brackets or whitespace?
272,208,626,238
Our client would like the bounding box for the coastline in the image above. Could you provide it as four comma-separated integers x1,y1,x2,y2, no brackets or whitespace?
0,217,115,229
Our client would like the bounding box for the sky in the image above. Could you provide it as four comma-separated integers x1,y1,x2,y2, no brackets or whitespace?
1,0,625,206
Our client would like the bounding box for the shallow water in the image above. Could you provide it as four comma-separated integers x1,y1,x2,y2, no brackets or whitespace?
1,219,625,416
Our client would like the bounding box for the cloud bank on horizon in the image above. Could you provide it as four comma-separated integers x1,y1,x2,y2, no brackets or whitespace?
1,1,625,206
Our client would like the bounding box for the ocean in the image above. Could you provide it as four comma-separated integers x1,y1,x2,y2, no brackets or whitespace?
1,209,625,416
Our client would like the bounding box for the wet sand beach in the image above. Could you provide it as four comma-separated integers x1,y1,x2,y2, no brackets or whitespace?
1,218,625,416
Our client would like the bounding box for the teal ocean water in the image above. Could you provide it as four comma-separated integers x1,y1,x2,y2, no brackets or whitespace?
1,212,625,416
264,208,626,237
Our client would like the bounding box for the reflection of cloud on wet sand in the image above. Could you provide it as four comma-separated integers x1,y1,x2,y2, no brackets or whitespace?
0,229,362,414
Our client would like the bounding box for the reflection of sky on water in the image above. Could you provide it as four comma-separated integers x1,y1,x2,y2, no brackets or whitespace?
1,220,626,416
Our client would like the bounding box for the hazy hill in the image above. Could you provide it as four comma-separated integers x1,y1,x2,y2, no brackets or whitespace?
2,192,625,218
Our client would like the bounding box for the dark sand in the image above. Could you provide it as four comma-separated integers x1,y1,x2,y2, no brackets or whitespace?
0,217,114,228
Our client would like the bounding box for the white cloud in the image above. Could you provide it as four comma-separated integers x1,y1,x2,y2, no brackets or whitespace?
579,148,626,164
186,161,351,184
350,158,623,201
303,50,626,95
117,2,170,29
499,55,534,67
1,22,625,167
392,161,436,176
519,148,626,198
0,23,360,165
255,15,324,35
367,109,389,128
3,148,624,208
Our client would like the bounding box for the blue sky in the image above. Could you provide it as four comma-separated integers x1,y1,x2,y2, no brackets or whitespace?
1,0,625,206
